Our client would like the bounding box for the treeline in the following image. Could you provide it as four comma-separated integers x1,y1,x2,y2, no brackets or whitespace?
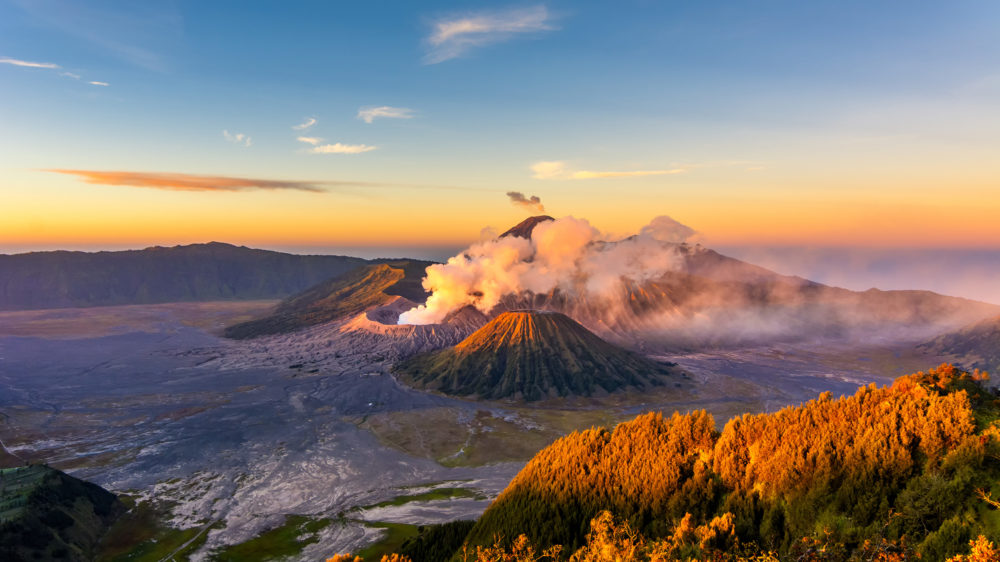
397,521,477,562
467,365,999,560
421,510,996,561
332,364,999,561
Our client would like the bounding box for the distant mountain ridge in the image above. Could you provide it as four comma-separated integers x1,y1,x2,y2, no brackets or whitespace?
0,242,371,310
920,314,1000,375
394,310,684,401
211,217,1000,352
9,225,998,352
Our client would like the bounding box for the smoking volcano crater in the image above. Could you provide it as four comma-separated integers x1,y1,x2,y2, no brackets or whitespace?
394,215,999,349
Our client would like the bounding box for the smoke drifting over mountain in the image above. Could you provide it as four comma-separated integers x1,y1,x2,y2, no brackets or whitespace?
398,215,697,325
507,191,545,212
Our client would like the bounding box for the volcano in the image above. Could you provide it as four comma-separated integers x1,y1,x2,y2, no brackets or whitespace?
480,217,1000,347
225,216,1000,349
500,215,554,239
224,260,432,339
394,310,683,401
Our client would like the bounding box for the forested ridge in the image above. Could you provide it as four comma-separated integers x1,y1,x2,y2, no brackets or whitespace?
331,364,1000,561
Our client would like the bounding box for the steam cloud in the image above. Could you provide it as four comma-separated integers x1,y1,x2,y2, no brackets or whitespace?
507,191,545,212
398,215,697,325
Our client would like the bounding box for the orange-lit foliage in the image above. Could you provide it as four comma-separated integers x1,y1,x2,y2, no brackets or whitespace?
465,511,772,562
327,555,363,562
786,534,921,562
946,536,1000,562
466,411,718,551
464,365,1000,561
378,555,413,562
334,514,995,562
714,369,976,497
325,552,413,562
457,534,562,562
569,511,645,562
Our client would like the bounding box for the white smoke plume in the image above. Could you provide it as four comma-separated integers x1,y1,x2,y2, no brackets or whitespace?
506,191,545,212
398,215,697,325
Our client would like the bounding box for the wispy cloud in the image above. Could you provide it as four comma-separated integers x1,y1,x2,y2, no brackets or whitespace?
297,136,323,145
531,160,686,180
46,170,328,193
0,57,60,69
425,5,555,64
292,117,317,130
507,191,545,212
44,169,484,194
310,143,377,154
358,106,415,124
1,55,111,86
223,130,252,147
88,80,109,86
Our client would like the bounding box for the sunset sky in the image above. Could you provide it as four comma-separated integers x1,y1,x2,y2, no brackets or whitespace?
2,1,999,262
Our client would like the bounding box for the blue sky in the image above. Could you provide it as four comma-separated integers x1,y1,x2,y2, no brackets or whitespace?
2,1,1000,295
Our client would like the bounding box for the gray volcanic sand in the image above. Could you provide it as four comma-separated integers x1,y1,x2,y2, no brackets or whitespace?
0,319,513,558
0,303,951,559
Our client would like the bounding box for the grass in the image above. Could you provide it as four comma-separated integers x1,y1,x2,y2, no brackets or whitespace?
360,487,485,510
210,515,331,562
359,406,630,467
342,487,484,560
396,479,473,490
97,496,220,562
355,522,421,561
357,376,742,469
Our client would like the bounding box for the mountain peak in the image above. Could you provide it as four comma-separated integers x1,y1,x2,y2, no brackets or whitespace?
224,260,433,339
499,216,555,239
395,309,684,401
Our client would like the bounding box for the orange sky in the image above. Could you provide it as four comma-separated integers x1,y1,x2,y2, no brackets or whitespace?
4,165,998,253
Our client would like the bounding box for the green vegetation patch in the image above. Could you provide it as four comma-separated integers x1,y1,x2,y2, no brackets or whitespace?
97,495,219,562
1,465,123,562
361,487,484,510
356,521,421,561
0,465,49,521
359,405,628,468
211,515,331,562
